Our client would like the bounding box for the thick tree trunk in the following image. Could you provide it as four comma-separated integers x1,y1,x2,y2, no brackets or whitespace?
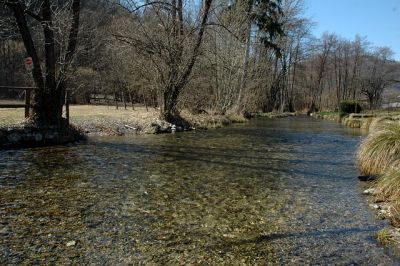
31,90,64,127
32,0,61,127
162,85,180,121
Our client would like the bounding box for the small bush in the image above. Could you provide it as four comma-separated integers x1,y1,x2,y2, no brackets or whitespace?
357,122,400,176
339,101,362,114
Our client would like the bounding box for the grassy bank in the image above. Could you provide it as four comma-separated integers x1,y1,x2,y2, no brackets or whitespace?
0,105,299,136
312,109,400,245
357,122,400,176
356,118,400,245
0,105,253,136
313,109,400,130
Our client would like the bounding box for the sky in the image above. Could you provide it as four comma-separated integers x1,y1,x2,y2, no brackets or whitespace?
304,0,400,61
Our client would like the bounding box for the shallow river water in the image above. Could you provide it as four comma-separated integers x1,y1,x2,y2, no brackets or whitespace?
0,117,397,264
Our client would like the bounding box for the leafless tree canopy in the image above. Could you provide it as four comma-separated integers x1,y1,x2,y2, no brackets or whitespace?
1,0,399,125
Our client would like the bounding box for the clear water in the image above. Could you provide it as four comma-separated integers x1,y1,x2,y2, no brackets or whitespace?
0,117,396,264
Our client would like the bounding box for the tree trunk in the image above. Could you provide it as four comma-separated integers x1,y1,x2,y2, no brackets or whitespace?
162,85,179,120
31,90,64,127
236,0,253,113
161,0,213,122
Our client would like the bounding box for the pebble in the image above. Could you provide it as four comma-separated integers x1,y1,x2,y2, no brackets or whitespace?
0,227,10,235
370,204,380,210
66,241,76,247
363,188,375,195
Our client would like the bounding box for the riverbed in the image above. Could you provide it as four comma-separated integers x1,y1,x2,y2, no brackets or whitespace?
0,116,396,264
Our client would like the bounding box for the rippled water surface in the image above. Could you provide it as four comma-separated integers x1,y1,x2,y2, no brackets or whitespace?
0,117,396,264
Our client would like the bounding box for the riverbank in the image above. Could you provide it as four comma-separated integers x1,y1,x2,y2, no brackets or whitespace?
312,110,400,247
312,110,400,130
0,105,299,136
0,105,237,136
0,105,297,147
356,120,400,248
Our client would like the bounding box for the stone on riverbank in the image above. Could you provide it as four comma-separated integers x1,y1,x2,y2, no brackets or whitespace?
363,188,376,195
0,124,84,148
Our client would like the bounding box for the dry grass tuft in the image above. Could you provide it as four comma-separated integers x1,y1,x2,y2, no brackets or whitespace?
369,116,398,132
376,228,393,245
226,113,248,123
360,117,374,130
357,122,400,176
342,118,362,128
388,201,400,228
374,163,400,202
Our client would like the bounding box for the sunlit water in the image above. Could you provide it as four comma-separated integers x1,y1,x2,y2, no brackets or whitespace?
0,117,397,264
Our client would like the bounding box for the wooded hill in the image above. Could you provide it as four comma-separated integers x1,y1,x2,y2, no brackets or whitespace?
1,0,399,124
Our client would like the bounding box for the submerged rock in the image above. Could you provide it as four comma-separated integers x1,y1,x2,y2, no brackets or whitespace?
1,124,84,148
34,132,43,141
66,241,76,247
370,204,380,210
145,120,174,134
7,132,22,143
144,125,158,134
358,175,377,181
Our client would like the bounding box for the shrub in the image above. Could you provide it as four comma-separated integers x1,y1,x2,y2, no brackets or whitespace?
357,122,400,176
339,101,362,114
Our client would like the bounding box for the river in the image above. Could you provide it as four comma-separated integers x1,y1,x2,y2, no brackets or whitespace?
0,116,396,264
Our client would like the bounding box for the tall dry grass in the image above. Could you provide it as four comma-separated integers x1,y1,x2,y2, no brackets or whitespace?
374,162,400,202
357,122,400,176
369,117,396,132
387,200,400,228
360,117,374,130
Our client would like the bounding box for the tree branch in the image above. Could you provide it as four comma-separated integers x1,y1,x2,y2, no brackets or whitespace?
5,1,44,90
178,0,213,88
116,1,173,14
25,10,42,22
65,0,81,64
206,22,240,41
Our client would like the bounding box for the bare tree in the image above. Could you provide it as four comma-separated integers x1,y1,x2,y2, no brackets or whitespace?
3,0,81,127
360,47,394,109
113,0,213,123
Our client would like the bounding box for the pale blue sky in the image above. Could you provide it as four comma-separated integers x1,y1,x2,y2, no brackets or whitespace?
304,0,400,61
